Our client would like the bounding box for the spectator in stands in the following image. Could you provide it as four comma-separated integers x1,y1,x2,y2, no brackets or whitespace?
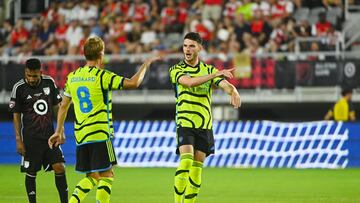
38,19,55,53
177,0,190,32
325,24,342,50
194,0,223,22
243,33,265,54
161,0,178,33
236,0,256,21
130,0,150,23
268,0,294,26
267,18,295,52
0,19,13,50
77,1,98,25
54,15,68,40
10,19,29,48
250,9,272,46
127,22,143,53
223,0,242,19
322,0,343,9
100,0,119,24
233,13,251,50
65,19,83,54
324,88,356,121
252,0,270,17
294,18,312,37
88,17,104,38
312,12,331,36
293,0,324,9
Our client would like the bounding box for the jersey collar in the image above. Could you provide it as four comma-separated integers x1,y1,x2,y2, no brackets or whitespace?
183,60,201,68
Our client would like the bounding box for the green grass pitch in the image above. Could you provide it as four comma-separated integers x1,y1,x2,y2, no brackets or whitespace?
0,165,359,203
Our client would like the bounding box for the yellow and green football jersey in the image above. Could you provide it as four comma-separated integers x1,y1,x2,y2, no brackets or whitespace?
169,60,224,130
64,66,124,145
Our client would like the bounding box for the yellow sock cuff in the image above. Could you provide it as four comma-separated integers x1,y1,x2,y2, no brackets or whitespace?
87,176,98,187
192,161,203,168
180,153,194,160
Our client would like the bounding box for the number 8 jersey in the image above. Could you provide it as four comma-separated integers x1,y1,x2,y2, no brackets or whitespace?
64,66,124,145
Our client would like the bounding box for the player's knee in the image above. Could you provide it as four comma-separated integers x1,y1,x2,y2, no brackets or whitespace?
194,151,206,163
88,172,100,181
52,163,65,174
99,168,114,178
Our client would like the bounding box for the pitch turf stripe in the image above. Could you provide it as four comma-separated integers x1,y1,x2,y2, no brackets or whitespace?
98,186,111,195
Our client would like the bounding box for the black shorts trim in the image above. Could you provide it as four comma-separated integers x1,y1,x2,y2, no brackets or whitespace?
21,139,65,173
75,140,117,173
176,126,215,156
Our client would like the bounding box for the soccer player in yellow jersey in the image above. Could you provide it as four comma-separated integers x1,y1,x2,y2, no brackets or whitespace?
48,36,160,203
170,32,241,203
324,88,356,121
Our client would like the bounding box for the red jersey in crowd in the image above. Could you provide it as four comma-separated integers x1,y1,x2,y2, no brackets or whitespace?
10,27,29,45
132,3,149,22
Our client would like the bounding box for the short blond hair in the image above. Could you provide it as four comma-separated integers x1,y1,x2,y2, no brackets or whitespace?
84,36,104,61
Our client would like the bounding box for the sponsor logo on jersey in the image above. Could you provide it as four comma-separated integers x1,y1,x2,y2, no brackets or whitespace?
9,101,15,108
26,95,32,100
43,87,50,95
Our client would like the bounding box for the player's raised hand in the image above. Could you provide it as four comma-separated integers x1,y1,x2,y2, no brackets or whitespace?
216,68,235,79
145,55,163,66
230,90,241,108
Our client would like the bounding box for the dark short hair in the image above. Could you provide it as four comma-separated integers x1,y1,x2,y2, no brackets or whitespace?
341,88,353,96
184,32,203,45
25,58,41,70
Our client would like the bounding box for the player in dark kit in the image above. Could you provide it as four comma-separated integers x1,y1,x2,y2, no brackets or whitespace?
9,58,68,203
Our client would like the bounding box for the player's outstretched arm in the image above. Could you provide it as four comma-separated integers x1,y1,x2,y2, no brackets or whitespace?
218,80,241,108
13,113,25,156
123,56,162,89
48,96,72,149
179,68,235,88
324,110,333,120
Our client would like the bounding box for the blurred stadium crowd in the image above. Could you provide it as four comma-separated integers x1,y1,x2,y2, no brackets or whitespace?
0,0,352,58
